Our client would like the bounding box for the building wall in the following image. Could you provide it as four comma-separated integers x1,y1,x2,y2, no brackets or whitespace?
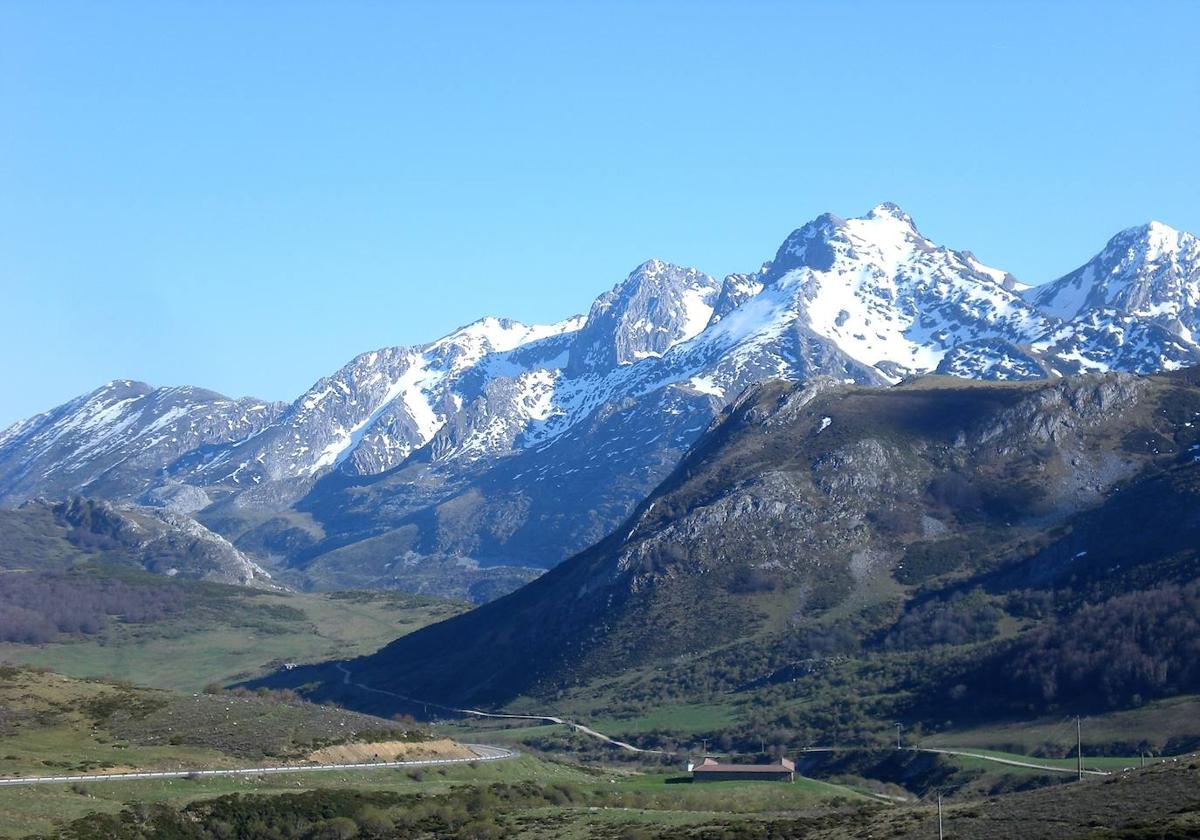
692,771,793,782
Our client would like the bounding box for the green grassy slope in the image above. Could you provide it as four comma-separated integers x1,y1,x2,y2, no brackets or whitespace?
0,666,428,776
0,499,472,692
0,665,461,836
11,755,873,840
0,582,467,693
22,755,1200,840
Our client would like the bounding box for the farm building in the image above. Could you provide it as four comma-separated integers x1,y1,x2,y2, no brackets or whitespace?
688,756,796,782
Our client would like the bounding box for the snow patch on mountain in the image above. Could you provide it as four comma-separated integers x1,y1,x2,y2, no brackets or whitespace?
1027,222,1200,326
6,203,1200,583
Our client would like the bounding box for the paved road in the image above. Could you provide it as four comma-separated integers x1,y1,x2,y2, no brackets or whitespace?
0,662,1124,789
913,747,1110,776
338,662,1119,777
0,744,517,788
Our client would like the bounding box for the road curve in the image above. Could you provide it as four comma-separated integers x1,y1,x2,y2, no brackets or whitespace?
0,744,517,788
331,663,1121,776
334,662,660,755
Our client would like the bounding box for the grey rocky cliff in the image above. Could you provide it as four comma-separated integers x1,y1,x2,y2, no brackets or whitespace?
50,496,277,588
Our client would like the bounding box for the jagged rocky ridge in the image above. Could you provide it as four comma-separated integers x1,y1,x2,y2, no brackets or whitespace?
2,205,1199,595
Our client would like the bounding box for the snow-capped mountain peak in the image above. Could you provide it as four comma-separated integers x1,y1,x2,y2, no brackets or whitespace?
5,204,1200,590
1024,220,1200,335
565,258,720,375
759,204,1046,378
0,382,284,506
181,311,591,487
433,316,582,362
865,200,918,226
769,203,929,279
768,212,846,276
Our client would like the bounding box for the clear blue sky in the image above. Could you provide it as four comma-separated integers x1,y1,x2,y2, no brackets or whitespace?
2,1,1197,426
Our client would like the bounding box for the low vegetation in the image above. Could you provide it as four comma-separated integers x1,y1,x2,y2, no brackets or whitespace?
0,666,432,779
28,770,872,840
23,759,1200,840
0,571,186,644
0,567,468,692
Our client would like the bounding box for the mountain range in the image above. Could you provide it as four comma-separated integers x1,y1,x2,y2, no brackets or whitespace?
3,204,1198,599
263,366,1200,741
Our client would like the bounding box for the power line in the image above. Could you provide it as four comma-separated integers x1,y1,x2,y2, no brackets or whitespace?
1080,715,1089,782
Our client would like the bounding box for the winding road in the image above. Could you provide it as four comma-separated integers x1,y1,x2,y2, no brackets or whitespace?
333,662,660,754
332,662,1115,776
913,747,1110,776
6,661,1114,789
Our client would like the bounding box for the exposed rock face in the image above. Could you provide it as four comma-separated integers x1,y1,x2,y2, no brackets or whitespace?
313,368,1200,705
3,206,1200,596
50,496,277,588
566,259,721,374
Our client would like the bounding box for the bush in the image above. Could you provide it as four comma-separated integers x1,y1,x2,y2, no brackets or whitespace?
311,816,359,839
881,591,1002,651
458,818,503,840
354,806,393,836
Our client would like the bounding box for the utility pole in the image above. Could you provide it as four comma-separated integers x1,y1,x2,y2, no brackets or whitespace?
701,737,708,757
937,792,944,840
1076,716,1083,781
895,722,904,750
760,736,765,756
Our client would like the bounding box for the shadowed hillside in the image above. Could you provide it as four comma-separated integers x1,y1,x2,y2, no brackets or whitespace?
259,369,1200,744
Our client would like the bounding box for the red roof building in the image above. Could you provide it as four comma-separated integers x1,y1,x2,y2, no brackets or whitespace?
688,756,796,782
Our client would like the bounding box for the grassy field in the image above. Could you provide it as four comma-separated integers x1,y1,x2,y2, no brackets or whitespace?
0,756,588,837
921,694,1200,757
0,666,434,778
0,587,468,693
0,664,488,836
32,759,1200,840
0,667,233,779
0,664,881,837
0,748,873,838
5,664,1196,839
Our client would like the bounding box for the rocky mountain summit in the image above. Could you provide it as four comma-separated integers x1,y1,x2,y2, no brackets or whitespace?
3,205,1199,596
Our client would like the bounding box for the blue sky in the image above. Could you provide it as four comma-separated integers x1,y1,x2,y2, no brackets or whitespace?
1,1,1197,426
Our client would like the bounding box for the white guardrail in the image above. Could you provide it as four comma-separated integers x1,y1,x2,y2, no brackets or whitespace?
0,744,517,787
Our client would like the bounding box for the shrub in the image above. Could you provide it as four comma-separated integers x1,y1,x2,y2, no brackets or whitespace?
311,816,359,839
